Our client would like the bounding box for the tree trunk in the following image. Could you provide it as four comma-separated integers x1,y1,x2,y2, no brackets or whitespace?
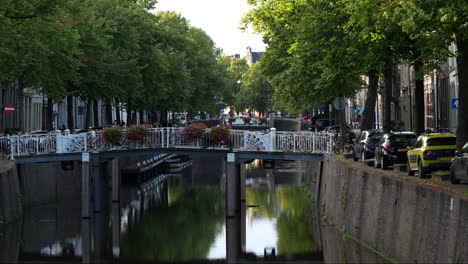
17,78,24,131
47,98,54,131
383,59,393,133
93,99,99,127
360,70,378,130
85,98,92,129
105,99,113,125
414,60,425,135
456,36,468,150
115,99,121,124
161,110,168,127
67,96,74,129
127,101,133,126
139,109,144,124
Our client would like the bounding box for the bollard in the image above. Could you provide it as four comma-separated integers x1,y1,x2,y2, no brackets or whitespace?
92,156,104,212
112,158,120,202
82,153,91,218
112,203,120,258
81,219,92,263
226,153,240,217
240,163,246,202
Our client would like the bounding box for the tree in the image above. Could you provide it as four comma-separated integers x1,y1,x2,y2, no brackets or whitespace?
0,0,81,130
236,61,273,116
396,0,467,148
243,0,363,114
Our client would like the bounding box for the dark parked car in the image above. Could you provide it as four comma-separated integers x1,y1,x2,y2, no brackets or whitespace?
353,130,383,162
374,132,417,169
314,119,333,131
324,125,356,143
450,142,468,184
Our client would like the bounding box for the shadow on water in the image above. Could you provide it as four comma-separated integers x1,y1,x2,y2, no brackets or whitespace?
0,157,393,263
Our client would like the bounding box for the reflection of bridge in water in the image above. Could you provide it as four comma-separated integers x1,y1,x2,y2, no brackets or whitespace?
3,128,332,217
3,128,333,263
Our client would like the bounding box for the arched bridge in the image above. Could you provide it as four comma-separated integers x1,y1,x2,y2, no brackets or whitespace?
1,128,335,163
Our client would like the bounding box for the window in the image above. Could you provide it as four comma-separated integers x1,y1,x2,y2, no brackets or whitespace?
461,143,468,154
359,132,367,141
426,137,456,146
389,134,417,145
413,138,423,148
368,132,383,143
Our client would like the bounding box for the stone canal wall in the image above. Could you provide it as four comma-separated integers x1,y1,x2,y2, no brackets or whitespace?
0,161,22,223
317,156,468,263
18,161,82,206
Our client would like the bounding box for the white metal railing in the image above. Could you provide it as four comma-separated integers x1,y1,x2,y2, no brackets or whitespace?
0,128,335,158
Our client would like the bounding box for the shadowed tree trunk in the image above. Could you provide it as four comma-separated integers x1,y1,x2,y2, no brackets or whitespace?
414,60,425,135
127,101,133,126
115,99,121,124
456,36,468,150
17,78,24,131
67,96,74,129
161,110,168,127
47,98,53,131
105,99,113,125
85,98,92,129
139,109,144,124
383,59,393,133
93,99,99,127
360,70,379,130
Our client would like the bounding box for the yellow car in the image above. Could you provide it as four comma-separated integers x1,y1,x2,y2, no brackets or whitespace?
407,134,456,178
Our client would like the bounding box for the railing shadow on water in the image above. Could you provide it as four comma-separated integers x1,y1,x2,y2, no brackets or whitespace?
0,128,337,158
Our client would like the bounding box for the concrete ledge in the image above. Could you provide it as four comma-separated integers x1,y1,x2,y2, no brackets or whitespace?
432,171,451,181
318,155,468,263
0,160,22,223
393,164,407,172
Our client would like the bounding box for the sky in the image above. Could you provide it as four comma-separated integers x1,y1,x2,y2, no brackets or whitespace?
153,0,266,57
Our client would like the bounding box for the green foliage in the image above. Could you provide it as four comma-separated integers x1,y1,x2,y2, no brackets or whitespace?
121,187,225,262
0,0,233,125
275,186,316,255
236,61,273,114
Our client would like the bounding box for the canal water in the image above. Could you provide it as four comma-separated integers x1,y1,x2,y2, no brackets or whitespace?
0,157,390,263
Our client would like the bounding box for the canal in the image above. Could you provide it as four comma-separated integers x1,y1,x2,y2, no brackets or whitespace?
0,157,391,263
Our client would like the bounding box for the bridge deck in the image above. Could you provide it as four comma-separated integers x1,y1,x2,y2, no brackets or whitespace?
3,128,334,163
14,146,325,164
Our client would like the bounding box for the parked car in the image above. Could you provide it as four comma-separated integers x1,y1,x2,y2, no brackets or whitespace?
324,125,356,143
374,132,417,169
353,130,383,162
314,119,332,131
407,133,456,178
450,142,468,184
229,115,247,125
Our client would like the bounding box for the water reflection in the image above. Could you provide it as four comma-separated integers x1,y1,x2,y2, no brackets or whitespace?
0,157,394,263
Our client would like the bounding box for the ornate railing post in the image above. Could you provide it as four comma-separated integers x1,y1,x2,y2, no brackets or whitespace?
269,128,276,151
243,131,248,150
9,135,14,160
166,127,170,148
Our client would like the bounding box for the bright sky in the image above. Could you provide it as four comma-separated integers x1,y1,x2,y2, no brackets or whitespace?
153,0,266,56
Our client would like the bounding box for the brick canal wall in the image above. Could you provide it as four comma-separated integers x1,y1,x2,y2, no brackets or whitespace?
0,161,22,223
317,156,468,263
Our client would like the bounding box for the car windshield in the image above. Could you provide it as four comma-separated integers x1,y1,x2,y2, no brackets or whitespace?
426,137,456,146
368,133,382,142
389,135,416,145
462,143,468,154
317,120,330,127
